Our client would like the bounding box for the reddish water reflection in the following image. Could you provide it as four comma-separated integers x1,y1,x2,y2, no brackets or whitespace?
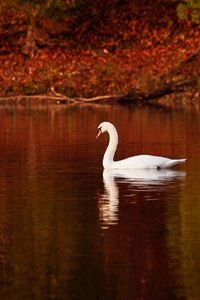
0,105,199,300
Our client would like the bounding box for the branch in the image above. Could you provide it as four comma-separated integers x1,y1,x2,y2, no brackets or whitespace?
0,94,120,105
0,78,198,105
179,47,200,66
117,78,198,103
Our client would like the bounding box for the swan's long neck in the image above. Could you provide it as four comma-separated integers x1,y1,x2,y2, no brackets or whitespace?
103,126,118,168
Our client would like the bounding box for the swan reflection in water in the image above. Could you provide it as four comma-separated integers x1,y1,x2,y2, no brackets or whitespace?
98,169,186,229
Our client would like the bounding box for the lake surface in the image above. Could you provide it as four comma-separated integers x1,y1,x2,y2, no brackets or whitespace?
0,104,199,300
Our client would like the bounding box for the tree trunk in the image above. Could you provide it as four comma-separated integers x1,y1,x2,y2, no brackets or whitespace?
22,8,39,57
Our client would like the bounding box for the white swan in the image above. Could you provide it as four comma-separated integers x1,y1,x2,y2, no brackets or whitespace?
96,122,186,170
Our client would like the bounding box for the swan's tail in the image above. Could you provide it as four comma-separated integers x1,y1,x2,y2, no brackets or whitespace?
163,158,187,168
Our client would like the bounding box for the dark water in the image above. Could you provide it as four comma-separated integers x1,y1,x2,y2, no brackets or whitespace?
0,104,199,300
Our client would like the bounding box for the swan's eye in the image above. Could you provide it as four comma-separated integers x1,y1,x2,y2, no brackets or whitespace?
98,127,102,133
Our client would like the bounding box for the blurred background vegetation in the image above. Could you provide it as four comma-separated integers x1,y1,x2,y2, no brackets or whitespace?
0,0,199,100
0,0,199,54
176,0,200,24
0,0,199,23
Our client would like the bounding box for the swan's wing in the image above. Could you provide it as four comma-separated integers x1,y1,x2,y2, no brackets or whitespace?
112,155,186,169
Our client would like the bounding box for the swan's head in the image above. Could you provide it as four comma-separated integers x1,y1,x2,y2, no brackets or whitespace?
96,122,116,139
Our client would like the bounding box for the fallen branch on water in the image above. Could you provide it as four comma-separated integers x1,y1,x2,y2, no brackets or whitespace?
119,77,198,103
0,93,120,105
0,76,198,105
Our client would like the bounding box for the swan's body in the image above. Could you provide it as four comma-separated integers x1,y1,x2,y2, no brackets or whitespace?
96,122,186,170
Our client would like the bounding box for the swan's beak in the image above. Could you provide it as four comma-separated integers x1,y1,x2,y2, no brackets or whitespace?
96,129,102,139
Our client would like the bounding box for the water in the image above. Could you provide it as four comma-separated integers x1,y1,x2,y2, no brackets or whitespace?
0,104,199,300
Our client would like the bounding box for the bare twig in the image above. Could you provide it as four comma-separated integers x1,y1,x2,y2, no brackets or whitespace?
0,94,120,104
180,47,200,66
0,78,197,105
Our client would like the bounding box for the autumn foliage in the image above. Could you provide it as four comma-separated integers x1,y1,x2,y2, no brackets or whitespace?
0,0,199,104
